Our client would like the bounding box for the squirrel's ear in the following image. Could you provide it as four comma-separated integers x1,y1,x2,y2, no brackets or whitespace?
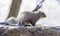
39,11,42,13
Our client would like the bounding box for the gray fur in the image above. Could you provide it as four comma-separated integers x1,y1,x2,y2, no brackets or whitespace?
17,11,46,26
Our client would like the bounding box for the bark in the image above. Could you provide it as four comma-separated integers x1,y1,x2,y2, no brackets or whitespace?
7,0,22,18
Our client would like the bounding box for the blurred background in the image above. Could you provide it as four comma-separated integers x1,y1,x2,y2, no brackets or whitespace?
0,0,60,26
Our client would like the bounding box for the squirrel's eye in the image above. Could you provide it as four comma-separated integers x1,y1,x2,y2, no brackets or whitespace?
42,13,45,15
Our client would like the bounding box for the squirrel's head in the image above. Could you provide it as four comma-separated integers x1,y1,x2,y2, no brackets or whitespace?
38,11,46,18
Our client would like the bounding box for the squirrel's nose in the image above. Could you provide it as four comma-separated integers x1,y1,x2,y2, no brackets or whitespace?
44,15,46,17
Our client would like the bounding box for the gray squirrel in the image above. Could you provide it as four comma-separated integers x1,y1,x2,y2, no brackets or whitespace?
17,11,46,26
0,11,46,26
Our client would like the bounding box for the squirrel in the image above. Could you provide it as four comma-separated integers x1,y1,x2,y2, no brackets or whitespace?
17,11,46,26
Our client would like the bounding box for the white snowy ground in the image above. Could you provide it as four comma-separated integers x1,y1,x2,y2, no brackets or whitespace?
0,0,60,26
